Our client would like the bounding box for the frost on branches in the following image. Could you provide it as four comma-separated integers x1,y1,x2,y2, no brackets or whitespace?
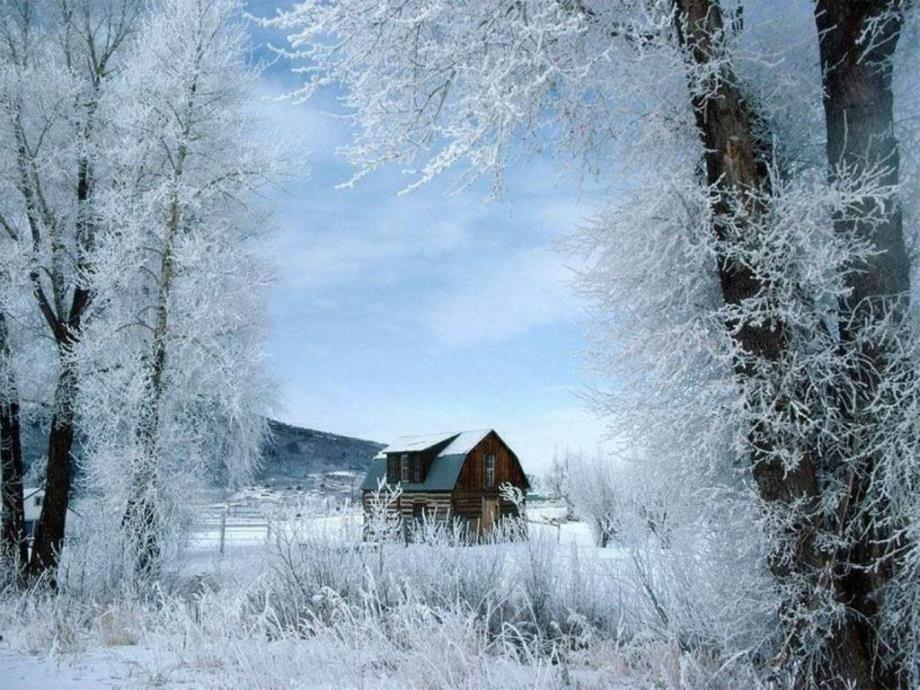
271,1,920,686
0,0,145,579
0,0,275,582
77,0,275,579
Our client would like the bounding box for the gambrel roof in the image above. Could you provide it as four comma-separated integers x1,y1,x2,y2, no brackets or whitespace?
361,429,497,492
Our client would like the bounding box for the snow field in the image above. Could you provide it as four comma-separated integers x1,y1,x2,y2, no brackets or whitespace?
0,501,765,689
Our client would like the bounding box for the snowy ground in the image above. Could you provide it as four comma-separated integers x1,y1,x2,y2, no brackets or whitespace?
0,499,647,690
0,646,176,690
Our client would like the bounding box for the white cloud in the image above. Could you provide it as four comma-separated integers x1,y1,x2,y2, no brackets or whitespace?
423,246,581,348
272,204,471,290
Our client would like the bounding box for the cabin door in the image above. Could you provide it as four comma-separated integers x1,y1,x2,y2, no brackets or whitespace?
481,497,499,534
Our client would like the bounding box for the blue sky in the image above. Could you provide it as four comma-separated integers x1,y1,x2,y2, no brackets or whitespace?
248,11,610,474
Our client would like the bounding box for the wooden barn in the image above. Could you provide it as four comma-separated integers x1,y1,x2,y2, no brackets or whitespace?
360,429,529,537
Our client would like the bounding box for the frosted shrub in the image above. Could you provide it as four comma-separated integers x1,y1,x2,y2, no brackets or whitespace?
0,488,771,687
261,509,367,630
383,536,506,613
615,503,775,685
568,451,624,548
0,529,772,688
0,584,149,656
363,478,403,544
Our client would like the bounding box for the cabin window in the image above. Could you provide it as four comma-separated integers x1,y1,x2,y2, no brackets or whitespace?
412,455,422,483
485,454,496,487
34,495,42,507
400,454,410,483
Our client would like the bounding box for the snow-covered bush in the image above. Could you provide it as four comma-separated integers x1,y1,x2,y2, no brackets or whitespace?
568,450,625,548
363,478,403,545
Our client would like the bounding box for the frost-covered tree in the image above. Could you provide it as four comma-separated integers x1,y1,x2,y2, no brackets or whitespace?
73,0,275,579
0,241,43,575
544,448,574,519
568,450,622,547
0,0,144,578
270,1,920,686
1,0,275,582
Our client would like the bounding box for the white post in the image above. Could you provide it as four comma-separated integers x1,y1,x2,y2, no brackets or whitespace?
219,509,227,556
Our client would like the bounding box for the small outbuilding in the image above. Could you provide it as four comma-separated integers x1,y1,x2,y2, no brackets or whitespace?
360,429,529,537
23,487,46,538
22,487,79,539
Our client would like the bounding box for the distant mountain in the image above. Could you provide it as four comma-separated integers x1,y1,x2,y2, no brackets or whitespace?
19,417,383,490
256,419,383,488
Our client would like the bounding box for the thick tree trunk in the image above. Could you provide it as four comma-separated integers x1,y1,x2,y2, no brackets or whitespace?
0,309,27,571
26,352,76,582
674,1,874,686
815,3,909,688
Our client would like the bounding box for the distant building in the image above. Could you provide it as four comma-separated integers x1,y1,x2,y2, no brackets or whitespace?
23,487,45,538
360,429,529,538
22,487,78,538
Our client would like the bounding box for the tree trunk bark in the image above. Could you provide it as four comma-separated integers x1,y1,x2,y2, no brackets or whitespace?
673,1,874,686
0,309,27,572
815,3,909,688
26,350,76,582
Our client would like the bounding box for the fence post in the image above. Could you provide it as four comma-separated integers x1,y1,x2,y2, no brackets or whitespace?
219,509,227,556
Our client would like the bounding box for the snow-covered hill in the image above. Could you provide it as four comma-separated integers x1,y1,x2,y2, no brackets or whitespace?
250,419,383,502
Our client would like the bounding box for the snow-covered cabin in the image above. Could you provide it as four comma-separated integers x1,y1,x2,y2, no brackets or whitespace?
360,429,529,537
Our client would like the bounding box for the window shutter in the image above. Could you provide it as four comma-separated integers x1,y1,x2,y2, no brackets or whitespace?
387,455,398,483
413,455,422,483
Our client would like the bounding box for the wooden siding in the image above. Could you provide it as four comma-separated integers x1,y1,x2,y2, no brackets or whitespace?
450,431,527,535
451,492,521,518
399,493,452,521
453,430,527,494
362,491,452,520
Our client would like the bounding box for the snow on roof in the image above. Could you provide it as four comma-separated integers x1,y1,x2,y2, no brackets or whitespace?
379,432,458,454
378,429,493,457
439,429,491,456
